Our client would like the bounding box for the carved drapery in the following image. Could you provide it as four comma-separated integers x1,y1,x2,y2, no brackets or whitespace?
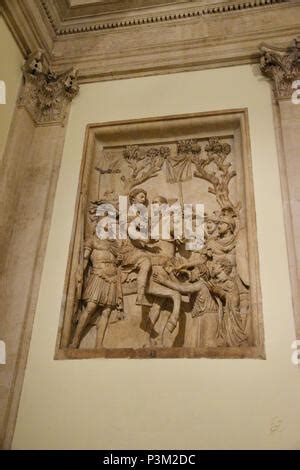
18,50,79,124
260,38,300,100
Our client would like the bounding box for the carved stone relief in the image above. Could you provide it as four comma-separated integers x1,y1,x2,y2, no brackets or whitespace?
56,110,264,359
18,50,79,125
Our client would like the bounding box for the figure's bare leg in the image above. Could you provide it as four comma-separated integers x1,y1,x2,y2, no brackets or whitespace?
149,302,162,328
146,302,162,346
70,302,97,348
148,281,181,344
135,257,152,307
95,307,111,348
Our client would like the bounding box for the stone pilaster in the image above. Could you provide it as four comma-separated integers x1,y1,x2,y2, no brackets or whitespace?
260,39,300,339
0,51,79,449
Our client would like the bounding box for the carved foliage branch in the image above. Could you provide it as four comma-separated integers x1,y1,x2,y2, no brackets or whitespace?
121,144,170,193
193,137,237,211
18,50,79,124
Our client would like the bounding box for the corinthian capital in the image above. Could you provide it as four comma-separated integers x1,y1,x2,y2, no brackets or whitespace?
259,38,300,100
18,50,79,124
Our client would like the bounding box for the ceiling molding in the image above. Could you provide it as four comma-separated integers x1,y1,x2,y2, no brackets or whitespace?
1,0,299,83
41,0,289,35
65,1,193,18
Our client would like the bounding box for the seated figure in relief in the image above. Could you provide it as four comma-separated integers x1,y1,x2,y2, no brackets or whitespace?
120,188,156,307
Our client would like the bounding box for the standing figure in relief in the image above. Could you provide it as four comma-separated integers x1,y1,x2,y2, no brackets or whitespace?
209,257,248,347
120,188,154,307
206,209,251,330
70,235,121,349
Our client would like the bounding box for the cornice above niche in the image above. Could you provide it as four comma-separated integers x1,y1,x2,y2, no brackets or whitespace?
1,0,299,83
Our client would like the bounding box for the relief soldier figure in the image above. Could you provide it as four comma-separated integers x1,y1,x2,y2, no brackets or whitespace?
70,234,122,349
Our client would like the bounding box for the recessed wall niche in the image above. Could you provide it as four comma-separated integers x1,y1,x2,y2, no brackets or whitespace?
56,109,265,359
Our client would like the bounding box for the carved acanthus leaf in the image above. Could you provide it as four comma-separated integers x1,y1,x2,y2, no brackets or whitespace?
18,50,79,124
260,38,300,100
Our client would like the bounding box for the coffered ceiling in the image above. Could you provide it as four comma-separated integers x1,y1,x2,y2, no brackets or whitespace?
1,0,299,83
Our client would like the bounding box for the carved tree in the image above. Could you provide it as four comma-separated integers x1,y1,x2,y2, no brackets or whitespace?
177,139,202,156
193,137,237,211
121,144,170,193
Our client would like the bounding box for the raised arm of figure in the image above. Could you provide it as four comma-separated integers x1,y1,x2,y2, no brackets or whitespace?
153,272,204,294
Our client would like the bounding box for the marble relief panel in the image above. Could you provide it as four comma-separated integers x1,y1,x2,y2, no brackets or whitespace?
56,110,264,359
